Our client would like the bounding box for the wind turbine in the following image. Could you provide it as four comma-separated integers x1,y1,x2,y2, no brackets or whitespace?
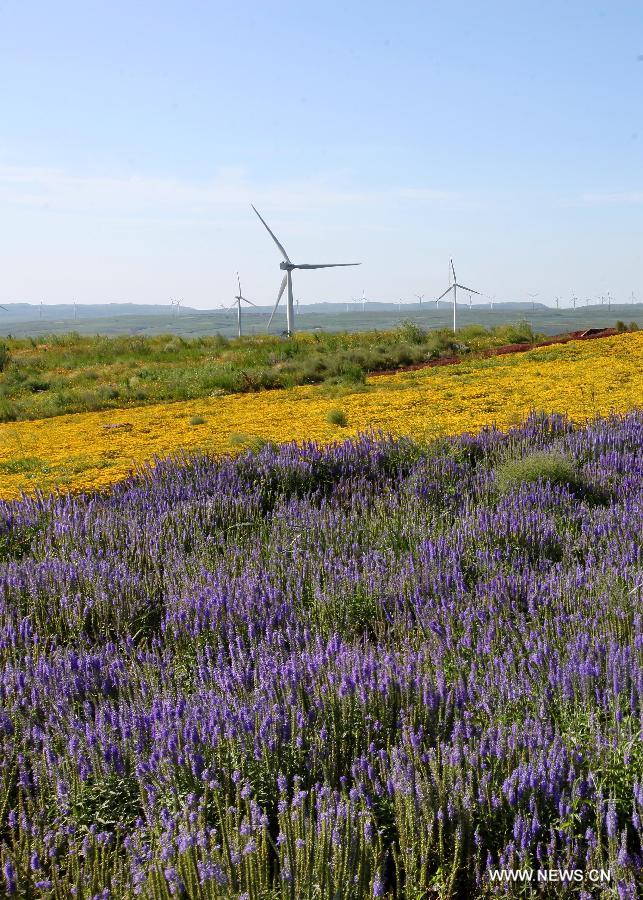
252,205,359,337
435,259,482,332
416,293,424,307
527,292,538,313
554,296,560,310
228,273,258,338
361,290,367,312
571,293,577,310
631,291,637,305
488,294,496,311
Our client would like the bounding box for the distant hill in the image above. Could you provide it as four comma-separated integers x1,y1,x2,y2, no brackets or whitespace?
1,300,641,339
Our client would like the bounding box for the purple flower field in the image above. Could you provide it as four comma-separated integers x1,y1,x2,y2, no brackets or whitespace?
0,412,641,898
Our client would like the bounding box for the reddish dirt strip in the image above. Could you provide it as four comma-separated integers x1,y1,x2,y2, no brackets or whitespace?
369,328,620,378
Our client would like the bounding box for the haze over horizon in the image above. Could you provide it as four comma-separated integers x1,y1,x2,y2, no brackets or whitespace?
1,1,642,309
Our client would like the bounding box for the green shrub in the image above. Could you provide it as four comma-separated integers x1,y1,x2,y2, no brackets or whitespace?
496,321,536,345
327,408,347,426
615,321,627,333
189,415,206,425
395,320,427,344
495,451,604,503
628,322,639,332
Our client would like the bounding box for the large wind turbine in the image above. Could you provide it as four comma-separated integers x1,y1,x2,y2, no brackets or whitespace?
228,273,258,338
435,259,482,332
252,205,360,336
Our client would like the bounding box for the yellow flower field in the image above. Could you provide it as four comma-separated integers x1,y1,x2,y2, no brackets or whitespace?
1,332,641,499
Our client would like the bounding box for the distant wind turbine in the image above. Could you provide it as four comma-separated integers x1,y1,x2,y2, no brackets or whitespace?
252,205,360,337
228,273,258,338
435,259,482,332
527,292,538,313
554,296,560,310
361,290,367,312
631,291,637,305
416,293,424,307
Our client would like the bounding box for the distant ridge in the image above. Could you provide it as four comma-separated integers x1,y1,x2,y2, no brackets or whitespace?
1,300,640,340
0,299,550,318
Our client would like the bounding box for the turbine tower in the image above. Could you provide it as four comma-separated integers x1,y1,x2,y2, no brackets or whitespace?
228,273,258,338
252,205,360,336
435,259,482,333
361,290,367,312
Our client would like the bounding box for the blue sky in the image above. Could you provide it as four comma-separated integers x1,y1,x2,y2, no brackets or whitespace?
1,0,642,308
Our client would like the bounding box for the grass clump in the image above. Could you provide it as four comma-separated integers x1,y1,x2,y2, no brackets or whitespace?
496,451,579,493
327,408,348,427
495,450,608,504
189,415,207,426
0,398,18,422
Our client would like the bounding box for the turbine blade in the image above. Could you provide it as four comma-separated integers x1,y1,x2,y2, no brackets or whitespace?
455,284,481,295
237,272,242,295
268,274,288,327
251,205,291,262
241,297,258,307
435,286,453,302
450,259,457,283
294,263,361,269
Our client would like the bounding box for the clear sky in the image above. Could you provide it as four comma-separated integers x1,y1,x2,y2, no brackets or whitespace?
1,1,642,308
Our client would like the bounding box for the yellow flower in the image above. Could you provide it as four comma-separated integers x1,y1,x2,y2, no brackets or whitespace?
1,332,641,499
